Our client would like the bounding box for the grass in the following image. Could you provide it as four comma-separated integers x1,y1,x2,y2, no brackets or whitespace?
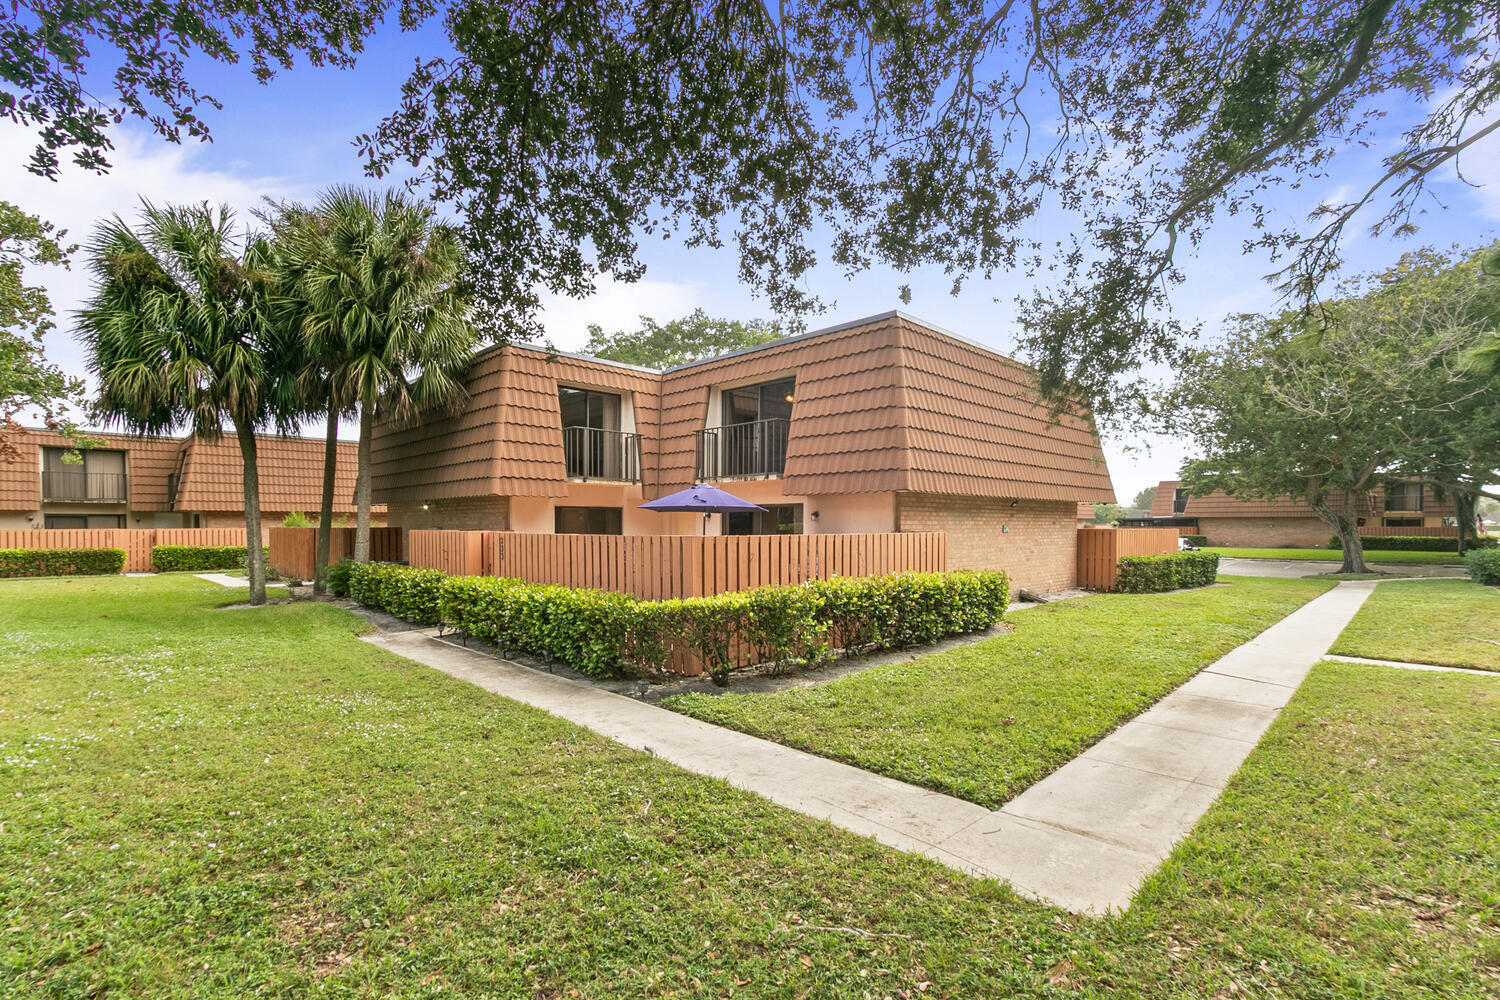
1331,579,1500,671
1204,546,1468,565
665,576,1334,808
2,577,1496,998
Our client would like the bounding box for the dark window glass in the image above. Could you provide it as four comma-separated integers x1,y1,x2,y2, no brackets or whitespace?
1384,482,1423,511
723,504,803,535
41,447,127,501
554,506,623,535
1382,517,1424,528
43,514,88,529
1172,489,1189,514
722,378,794,426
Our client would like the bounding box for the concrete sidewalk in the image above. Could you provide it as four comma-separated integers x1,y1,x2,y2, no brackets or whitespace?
195,572,286,588
1218,556,1465,578
1325,653,1500,678
364,580,1380,915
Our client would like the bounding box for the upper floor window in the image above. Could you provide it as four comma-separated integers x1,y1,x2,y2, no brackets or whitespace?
42,447,127,502
559,386,621,432
698,377,795,480
1172,488,1189,514
558,386,640,482
722,377,794,426
1384,482,1423,512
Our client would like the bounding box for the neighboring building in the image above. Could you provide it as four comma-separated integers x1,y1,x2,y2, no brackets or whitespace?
372,311,1116,592
1146,479,1456,547
0,428,380,533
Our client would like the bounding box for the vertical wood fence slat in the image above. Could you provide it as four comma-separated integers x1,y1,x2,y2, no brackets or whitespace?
401,530,950,601
1075,526,1180,591
0,527,272,573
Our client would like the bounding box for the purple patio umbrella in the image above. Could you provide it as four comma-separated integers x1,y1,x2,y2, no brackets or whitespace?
639,483,767,534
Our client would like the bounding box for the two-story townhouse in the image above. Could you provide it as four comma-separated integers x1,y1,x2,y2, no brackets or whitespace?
1147,479,1457,546
0,428,380,534
372,312,1116,593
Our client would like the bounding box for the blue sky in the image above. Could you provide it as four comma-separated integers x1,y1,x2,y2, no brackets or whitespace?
5,19,1498,505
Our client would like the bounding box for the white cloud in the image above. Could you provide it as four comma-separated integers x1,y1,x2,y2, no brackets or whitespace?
535,277,705,353
1,123,302,399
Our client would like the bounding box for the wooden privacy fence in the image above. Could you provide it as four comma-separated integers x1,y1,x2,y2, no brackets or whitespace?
1359,524,1458,537
267,526,403,580
1076,526,1181,591
403,530,948,598
0,528,249,573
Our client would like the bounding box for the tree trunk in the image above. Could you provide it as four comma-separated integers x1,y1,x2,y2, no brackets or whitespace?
313,399,338,593
1317,501,1370,575
354,396,372,563
1455,492,1472,557
234,419,267,606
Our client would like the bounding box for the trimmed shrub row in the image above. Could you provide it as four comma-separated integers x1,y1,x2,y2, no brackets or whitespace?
151,545,268,572
1465,549,1500,586
0,547,126,578
1327,534,1496,552
1181,534,1208,547
1114,551,1220,593
337,561,1011,682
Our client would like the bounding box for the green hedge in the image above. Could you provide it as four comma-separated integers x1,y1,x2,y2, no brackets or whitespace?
1182,534,1208,547
1465,549,1500,586
1327,534,1496,552
0,547,126,578
151,545,269,572
344,562,1010,682
1114,551,1221,593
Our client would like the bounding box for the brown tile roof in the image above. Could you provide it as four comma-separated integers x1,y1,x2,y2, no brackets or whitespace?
891,318,1114,502
0,427,372,515
660,314,913,496
0,428,180,511
372,311,1117,505
173,435,373,513
1148,479,1454,519
370,346,663,501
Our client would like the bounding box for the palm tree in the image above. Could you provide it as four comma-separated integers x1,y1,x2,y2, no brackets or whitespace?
258,201,354,594
78,202,287,605
294,187,474,563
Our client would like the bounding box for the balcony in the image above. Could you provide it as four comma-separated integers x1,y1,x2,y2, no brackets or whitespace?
695,418,790,480
42,470,128,502
562,426,641,482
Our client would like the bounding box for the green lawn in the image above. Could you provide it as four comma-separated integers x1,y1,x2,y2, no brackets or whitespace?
666,576,1334,808
2,577,1496,998
1204,545,1468,565
1332,579,1500,671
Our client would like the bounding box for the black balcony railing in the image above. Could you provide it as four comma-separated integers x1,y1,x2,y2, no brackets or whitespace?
695,418,790,480
562,426,641,482
42,470,128,502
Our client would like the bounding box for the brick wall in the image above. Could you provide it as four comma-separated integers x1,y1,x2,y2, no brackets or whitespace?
1196,516,1330,548
895,493,1077,594
386,496,510,531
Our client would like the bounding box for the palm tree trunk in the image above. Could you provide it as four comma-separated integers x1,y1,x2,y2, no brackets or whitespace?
354,396,372,562
313,398,338,592
234,419,267,606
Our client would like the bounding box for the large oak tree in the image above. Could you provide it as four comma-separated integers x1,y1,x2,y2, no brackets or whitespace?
362,1,1500,417
1165,244,1500,573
